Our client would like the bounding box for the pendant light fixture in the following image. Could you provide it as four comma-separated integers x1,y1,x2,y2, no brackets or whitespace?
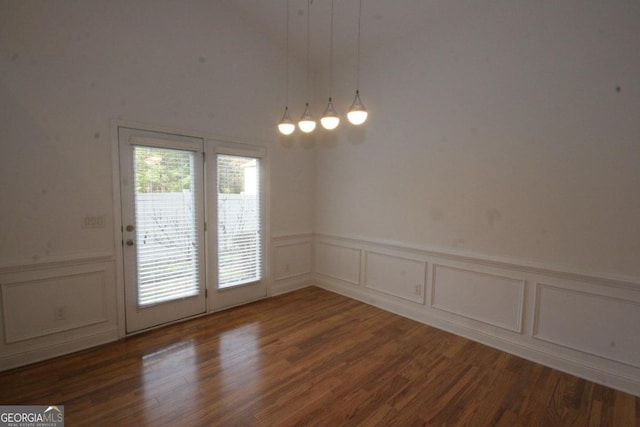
347,0,368,126
278,107,295,135
278,0,295,135
277,0,369,136
320,0,340,130
298,0,316,133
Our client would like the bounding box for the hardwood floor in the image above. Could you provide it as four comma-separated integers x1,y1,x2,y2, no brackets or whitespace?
0,286,638,426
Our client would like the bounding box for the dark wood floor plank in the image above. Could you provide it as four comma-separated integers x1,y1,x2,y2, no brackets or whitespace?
0,286,637,426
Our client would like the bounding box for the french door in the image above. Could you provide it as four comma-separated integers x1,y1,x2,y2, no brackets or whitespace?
119,128,206,333
118,127,266,333
207,143,267,311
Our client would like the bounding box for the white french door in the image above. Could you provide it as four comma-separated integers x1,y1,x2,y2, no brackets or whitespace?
117,127,267,333
119,128,206,333
207,143,266,311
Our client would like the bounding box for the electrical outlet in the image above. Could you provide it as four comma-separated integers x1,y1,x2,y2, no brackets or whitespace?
54,306,67,321
414,284,422,295
285,264,291,273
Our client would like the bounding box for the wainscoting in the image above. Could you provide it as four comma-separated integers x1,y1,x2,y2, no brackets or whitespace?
2,232,638,398
270,233,314,296
0,234,314,370
0,255,118,371
313,233,640,397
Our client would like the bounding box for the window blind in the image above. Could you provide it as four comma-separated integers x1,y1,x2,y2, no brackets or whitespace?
217,154,262,288
133,146,200,306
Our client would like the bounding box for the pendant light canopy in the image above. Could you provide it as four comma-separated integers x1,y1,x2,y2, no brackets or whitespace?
347,0,367,126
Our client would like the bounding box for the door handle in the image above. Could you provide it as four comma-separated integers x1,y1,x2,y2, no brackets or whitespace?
126,239,135,246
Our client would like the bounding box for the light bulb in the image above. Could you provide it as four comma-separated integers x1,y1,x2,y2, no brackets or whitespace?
278,106,295,135
347,90,368,125
320,97,340,130
298,102,316,133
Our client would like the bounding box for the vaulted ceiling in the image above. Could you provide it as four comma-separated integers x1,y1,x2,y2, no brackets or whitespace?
220,0,454,69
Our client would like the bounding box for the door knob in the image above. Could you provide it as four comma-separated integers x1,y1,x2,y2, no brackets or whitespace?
126,225,135,232
126,239,135,246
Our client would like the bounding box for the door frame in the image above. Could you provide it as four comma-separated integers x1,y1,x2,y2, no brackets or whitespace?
111,119,271,337
119,127,207,333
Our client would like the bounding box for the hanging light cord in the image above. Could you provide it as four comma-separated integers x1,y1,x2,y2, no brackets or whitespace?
306,0,311,102
356,0,362,90
329,0,334,96
285,0,290,107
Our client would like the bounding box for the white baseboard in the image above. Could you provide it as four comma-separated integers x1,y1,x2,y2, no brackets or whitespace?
270,279,313,297
0,327,119,371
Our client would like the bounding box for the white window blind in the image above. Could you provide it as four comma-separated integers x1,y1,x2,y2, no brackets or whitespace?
217,154,262,288
133,146,200,306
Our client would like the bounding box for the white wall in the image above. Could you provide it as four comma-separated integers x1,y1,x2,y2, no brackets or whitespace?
0,0,314,264
315,0,640,278
0,0,314,368
312,1,640,396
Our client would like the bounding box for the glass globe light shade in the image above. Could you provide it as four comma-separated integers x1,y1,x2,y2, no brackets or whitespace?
278,122,295,135
320,97,340,130
347,110,368,125
321,116,340,130
298,103,316,133
298,120,316,133
278,107,295,135
347,90,368,125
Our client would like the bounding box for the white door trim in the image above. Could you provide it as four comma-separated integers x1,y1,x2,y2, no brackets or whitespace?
110,119,271,337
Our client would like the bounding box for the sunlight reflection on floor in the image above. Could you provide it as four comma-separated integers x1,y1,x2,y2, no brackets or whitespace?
219,323,261,399
141,339,197,423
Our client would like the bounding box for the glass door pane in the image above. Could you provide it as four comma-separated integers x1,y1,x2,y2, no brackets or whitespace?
217,154,262,288
133,146,201,305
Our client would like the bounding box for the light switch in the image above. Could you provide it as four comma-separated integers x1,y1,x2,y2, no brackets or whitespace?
83,215,105,228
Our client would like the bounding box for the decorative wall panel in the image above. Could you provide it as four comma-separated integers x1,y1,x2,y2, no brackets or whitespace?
2,270,107,343
274,241,312,281
534,283,640,368
431,265,525,332
365,251,426,303
315,242,361,285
